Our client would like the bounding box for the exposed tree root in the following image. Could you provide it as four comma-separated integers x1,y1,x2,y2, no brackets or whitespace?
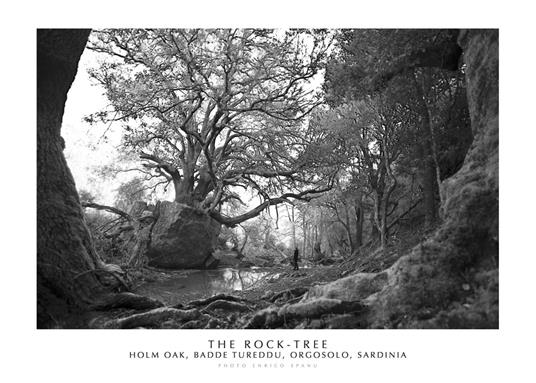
202,299,253,312
182,293,251,308
105,307,200,329
267,287,309,303
245,298,367,329
74,262,130,292
90,292,164,311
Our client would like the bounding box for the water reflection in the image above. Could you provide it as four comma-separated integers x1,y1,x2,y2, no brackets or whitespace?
134,268,274,306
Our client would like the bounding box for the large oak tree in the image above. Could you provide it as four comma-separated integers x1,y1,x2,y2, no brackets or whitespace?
87,29,335,226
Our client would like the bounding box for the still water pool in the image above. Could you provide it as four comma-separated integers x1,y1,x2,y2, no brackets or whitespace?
133,268,279,305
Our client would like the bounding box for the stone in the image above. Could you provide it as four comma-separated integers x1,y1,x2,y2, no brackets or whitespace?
303,272,388,302
146,202,220,268
278,298,344,318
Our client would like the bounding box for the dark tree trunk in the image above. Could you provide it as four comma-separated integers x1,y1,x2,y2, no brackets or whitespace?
37,29,109,328
413,69,441,228
370,214,379,241
174,180,192,205
354,192,364,248
422,152,439,228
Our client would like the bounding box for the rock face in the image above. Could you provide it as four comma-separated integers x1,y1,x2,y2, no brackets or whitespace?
146,202,220,268
304,272,388,302
281,30,499,329
369,30,499,328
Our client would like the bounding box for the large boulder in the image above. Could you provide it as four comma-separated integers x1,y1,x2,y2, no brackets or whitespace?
146,202,220,268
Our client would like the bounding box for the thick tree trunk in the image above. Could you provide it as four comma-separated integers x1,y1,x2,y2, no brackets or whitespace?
37,29,110,328
174,177,194,205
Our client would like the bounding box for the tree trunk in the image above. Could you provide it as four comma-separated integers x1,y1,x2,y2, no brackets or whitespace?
354,191,364,248
302,219,307,257
421,68,444,206
174,177,194,205
379,201,388,252
291,205,296,249
310,225,318,260
413,69,441,228
37,29,110,328
286,204,297,249
422,152,439,228
370,213,379,241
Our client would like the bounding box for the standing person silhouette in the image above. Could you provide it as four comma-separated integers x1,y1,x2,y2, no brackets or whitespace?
293,247,299,271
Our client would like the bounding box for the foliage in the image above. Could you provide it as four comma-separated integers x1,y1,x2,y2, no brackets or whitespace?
86,29,336,226
114,177,148,211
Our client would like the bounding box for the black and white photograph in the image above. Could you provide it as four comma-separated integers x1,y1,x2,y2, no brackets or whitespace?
3,1,535,382
37,27,498,330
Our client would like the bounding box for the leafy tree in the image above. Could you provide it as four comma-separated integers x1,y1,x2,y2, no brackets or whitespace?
324,29,470,232
114,176,148,211
87,29,335,226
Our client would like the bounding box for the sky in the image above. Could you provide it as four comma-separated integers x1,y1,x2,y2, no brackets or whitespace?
63,45,177,205
63,47,124,204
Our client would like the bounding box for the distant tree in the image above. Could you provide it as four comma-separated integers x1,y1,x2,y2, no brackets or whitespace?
78,188,96,204
313,95,417,251
114,177,148,211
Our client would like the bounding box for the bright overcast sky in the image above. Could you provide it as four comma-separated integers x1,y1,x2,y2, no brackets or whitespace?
62,46,154,205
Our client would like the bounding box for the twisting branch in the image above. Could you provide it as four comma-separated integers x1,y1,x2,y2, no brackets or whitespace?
209,183,333,227
82,202,133,221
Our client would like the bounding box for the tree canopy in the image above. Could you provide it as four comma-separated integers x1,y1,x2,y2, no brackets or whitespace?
86,29,335,226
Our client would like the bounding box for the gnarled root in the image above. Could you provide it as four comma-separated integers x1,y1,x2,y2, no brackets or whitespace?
180,294,251,309
244,298,367,329
90,292,164,311
202,299,253,313
105,307,200,329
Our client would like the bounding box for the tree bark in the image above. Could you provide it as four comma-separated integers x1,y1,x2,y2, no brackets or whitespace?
370,213,379,241
423,156,438,228
37,29,110,328
413,69,440,228
302,218,307,257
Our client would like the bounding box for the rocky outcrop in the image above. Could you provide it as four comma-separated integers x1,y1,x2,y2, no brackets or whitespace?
146,202,220,268
278,29,499,329
368,30,498,328
304,272,388,302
